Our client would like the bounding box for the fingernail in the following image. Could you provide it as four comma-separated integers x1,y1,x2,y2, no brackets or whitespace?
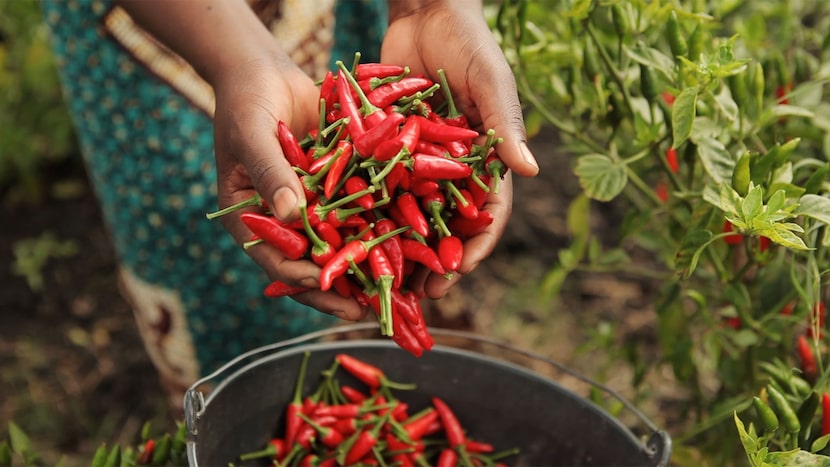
520,142,539,172
272,187,299,221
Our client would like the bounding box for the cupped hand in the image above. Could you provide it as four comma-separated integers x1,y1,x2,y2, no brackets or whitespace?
381,0,538,298
211,57,370,321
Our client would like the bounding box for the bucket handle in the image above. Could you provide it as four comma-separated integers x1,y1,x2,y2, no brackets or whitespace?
184,322,671,465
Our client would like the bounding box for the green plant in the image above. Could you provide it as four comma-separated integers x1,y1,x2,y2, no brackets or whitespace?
0,1,77,199
11,231,78,292
493,0,830,463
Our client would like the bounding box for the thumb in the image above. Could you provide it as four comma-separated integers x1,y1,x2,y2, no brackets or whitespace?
471,51,539,177
245,119,305,222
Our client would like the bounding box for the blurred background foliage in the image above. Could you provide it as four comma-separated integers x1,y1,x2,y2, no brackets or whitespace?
0,1,79,203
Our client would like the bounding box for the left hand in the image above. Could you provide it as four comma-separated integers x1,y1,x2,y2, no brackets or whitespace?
381,0,539,298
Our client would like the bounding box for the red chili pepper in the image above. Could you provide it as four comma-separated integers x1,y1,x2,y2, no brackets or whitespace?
821,393,830,436
438,236,463,272
319,70,337,113
278,121,311,172
465,439,494,454
448,210,494,238
344,176,375,210
403,409,439,441
263,280,310,298
432,396,466,447
415,140,449,157
450,187,480,220
410,153,473,180
336,353,385,388
355,63,407,80
722,221,743,245
375,219,406,288
294,424,316,450
797,335,818,381
396,192,431,237
323,141,354,200
337,61,387,128
314,221,343,250
367,76,433,108
413,115,479,143
437,69,469,128
411,178,440,197
136,438,155,464
391,310,424,357
285,352,311,448
337,69,366,139
373,116,421,162
239,213,309,260
443,139,470,158
308,150,336,175
343,414,389,465
334,418,359,437
437,448,458,467
340,385,367,404
384,162,411,195
332,275,353,299
319,225,408,291
297,413,344,448
354,111,405,158
400,238,446,275
467,174,491,209
665,147,679,174
662,91,675,106
405,292,434,351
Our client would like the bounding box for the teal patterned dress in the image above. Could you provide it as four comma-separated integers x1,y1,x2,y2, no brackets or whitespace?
42,0,387,398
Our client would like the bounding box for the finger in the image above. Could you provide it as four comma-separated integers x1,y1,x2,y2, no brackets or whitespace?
464,42,539,177
233,115,306,223
242,242,322,288
290,290,371,321
423,173,513,298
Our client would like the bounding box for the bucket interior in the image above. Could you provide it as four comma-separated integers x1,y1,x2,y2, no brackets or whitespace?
188,340,665,466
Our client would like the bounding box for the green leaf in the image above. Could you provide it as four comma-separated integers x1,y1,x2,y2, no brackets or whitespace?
566,193,591,237
742,185,765,219
0,440,10,467
672,87,698,147
796,194,830,225
574,154,628,202
625,44,676,81
734,412,762,465
696,137,734,184
715,85,739,122
766,449,830,466
7,422,30,457
812,434,830,453
675,228,715,277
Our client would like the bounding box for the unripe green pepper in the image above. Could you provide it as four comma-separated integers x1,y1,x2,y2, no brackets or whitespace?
151,434,172,466
767,385,801,434
584,39,601,79
611,3,629,38
640,64,658,103
687,24,704,61
752,62,766,119
804,164,829,195
753,396,780,433
731,152,751,197
728,73,750,111
666,10,688,57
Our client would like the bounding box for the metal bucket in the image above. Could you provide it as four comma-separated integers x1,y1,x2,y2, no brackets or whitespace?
184,323,671,466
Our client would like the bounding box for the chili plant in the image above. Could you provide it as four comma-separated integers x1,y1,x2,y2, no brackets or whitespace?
494,0,830,463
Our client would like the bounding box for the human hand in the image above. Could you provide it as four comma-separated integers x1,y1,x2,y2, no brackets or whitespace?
211,58,371,321
381,0,538,298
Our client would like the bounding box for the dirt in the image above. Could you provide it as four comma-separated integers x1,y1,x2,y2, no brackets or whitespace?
0,132,666,464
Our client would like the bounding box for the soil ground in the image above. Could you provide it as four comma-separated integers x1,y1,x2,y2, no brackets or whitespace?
0,132,668,465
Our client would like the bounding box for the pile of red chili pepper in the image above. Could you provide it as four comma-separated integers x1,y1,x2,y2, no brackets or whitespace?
207,56,505,357
237,352,518,466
